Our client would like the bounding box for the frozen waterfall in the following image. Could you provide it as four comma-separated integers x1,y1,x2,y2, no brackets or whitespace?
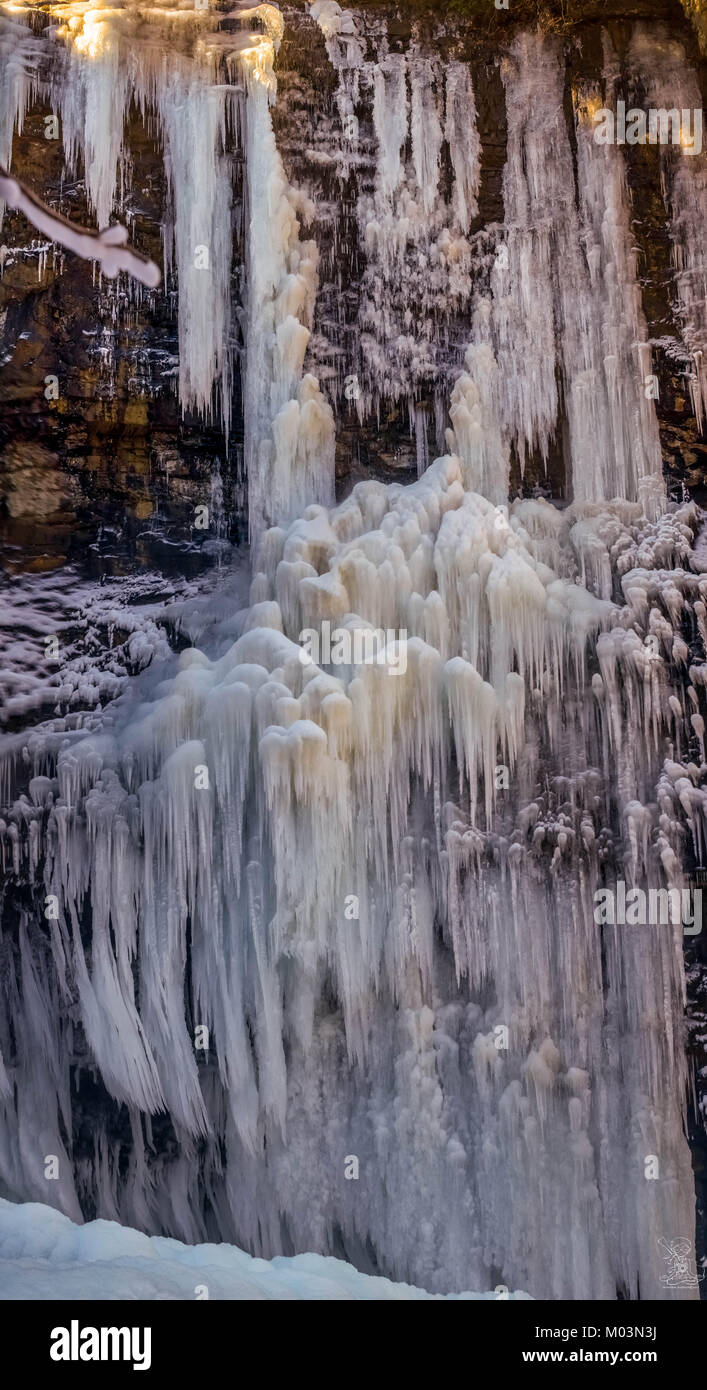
1,2,705,1301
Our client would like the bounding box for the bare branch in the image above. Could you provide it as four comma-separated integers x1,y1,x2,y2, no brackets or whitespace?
0,167,161,289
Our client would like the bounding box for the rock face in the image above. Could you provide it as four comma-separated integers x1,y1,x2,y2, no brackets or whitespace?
1,0,705,568
0,0,706,1301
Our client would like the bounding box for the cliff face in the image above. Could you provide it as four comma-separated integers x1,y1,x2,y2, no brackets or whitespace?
1,0,705,574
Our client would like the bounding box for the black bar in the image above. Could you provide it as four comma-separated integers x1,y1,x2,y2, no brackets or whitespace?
1,1297,697,1376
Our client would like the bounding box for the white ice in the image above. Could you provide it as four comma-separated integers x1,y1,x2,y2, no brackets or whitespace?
0,1199,530,1300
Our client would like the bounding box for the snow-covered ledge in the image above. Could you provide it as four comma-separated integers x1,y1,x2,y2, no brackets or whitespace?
0,1200,530,1302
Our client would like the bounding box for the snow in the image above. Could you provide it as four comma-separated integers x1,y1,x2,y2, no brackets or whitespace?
0,1200,530,1300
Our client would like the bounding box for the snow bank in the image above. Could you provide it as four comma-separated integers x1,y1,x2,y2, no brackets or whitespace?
0,1200,529,1301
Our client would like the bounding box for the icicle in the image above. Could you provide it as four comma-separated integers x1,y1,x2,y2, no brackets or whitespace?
445,61,481,234
409,56,442,215
628,25,707,433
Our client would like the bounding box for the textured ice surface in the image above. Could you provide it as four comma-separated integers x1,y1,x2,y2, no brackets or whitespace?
0,1199,530,1300
468,33,665,511
1,462,701,1299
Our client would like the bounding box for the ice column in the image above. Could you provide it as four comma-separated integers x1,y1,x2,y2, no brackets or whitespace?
240,23,335,538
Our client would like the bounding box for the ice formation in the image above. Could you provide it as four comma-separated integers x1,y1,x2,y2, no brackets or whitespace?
449,33,665,514
2,467,703,1297
1,1,333,473
0,9,43,174
240,13,335,537
308,0,364,179
353,44,479,424
1,8,706,1302
627,26,707,432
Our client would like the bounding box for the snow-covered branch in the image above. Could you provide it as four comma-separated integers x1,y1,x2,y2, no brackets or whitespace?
0,167,161,288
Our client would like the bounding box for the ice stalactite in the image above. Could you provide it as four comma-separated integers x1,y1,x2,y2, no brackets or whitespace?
161,73,234,432
571,33,664,515
355,45,479,418
487,35,561,473
1,3,337,472
240,20,335,539
52,6,130,235
409,56,443,216
1,4,246,427
307,0,364,176
372,52,408,199
0,9,44,196
46,2,247,427
444,60,481,236
468,32,665,514
446,331,511,505
628,25,707,433
300,18,482,427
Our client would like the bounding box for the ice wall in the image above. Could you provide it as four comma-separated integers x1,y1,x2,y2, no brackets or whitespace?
1,459,701,1298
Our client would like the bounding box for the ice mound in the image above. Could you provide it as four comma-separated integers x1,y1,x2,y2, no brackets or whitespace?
0,1200,530,1301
